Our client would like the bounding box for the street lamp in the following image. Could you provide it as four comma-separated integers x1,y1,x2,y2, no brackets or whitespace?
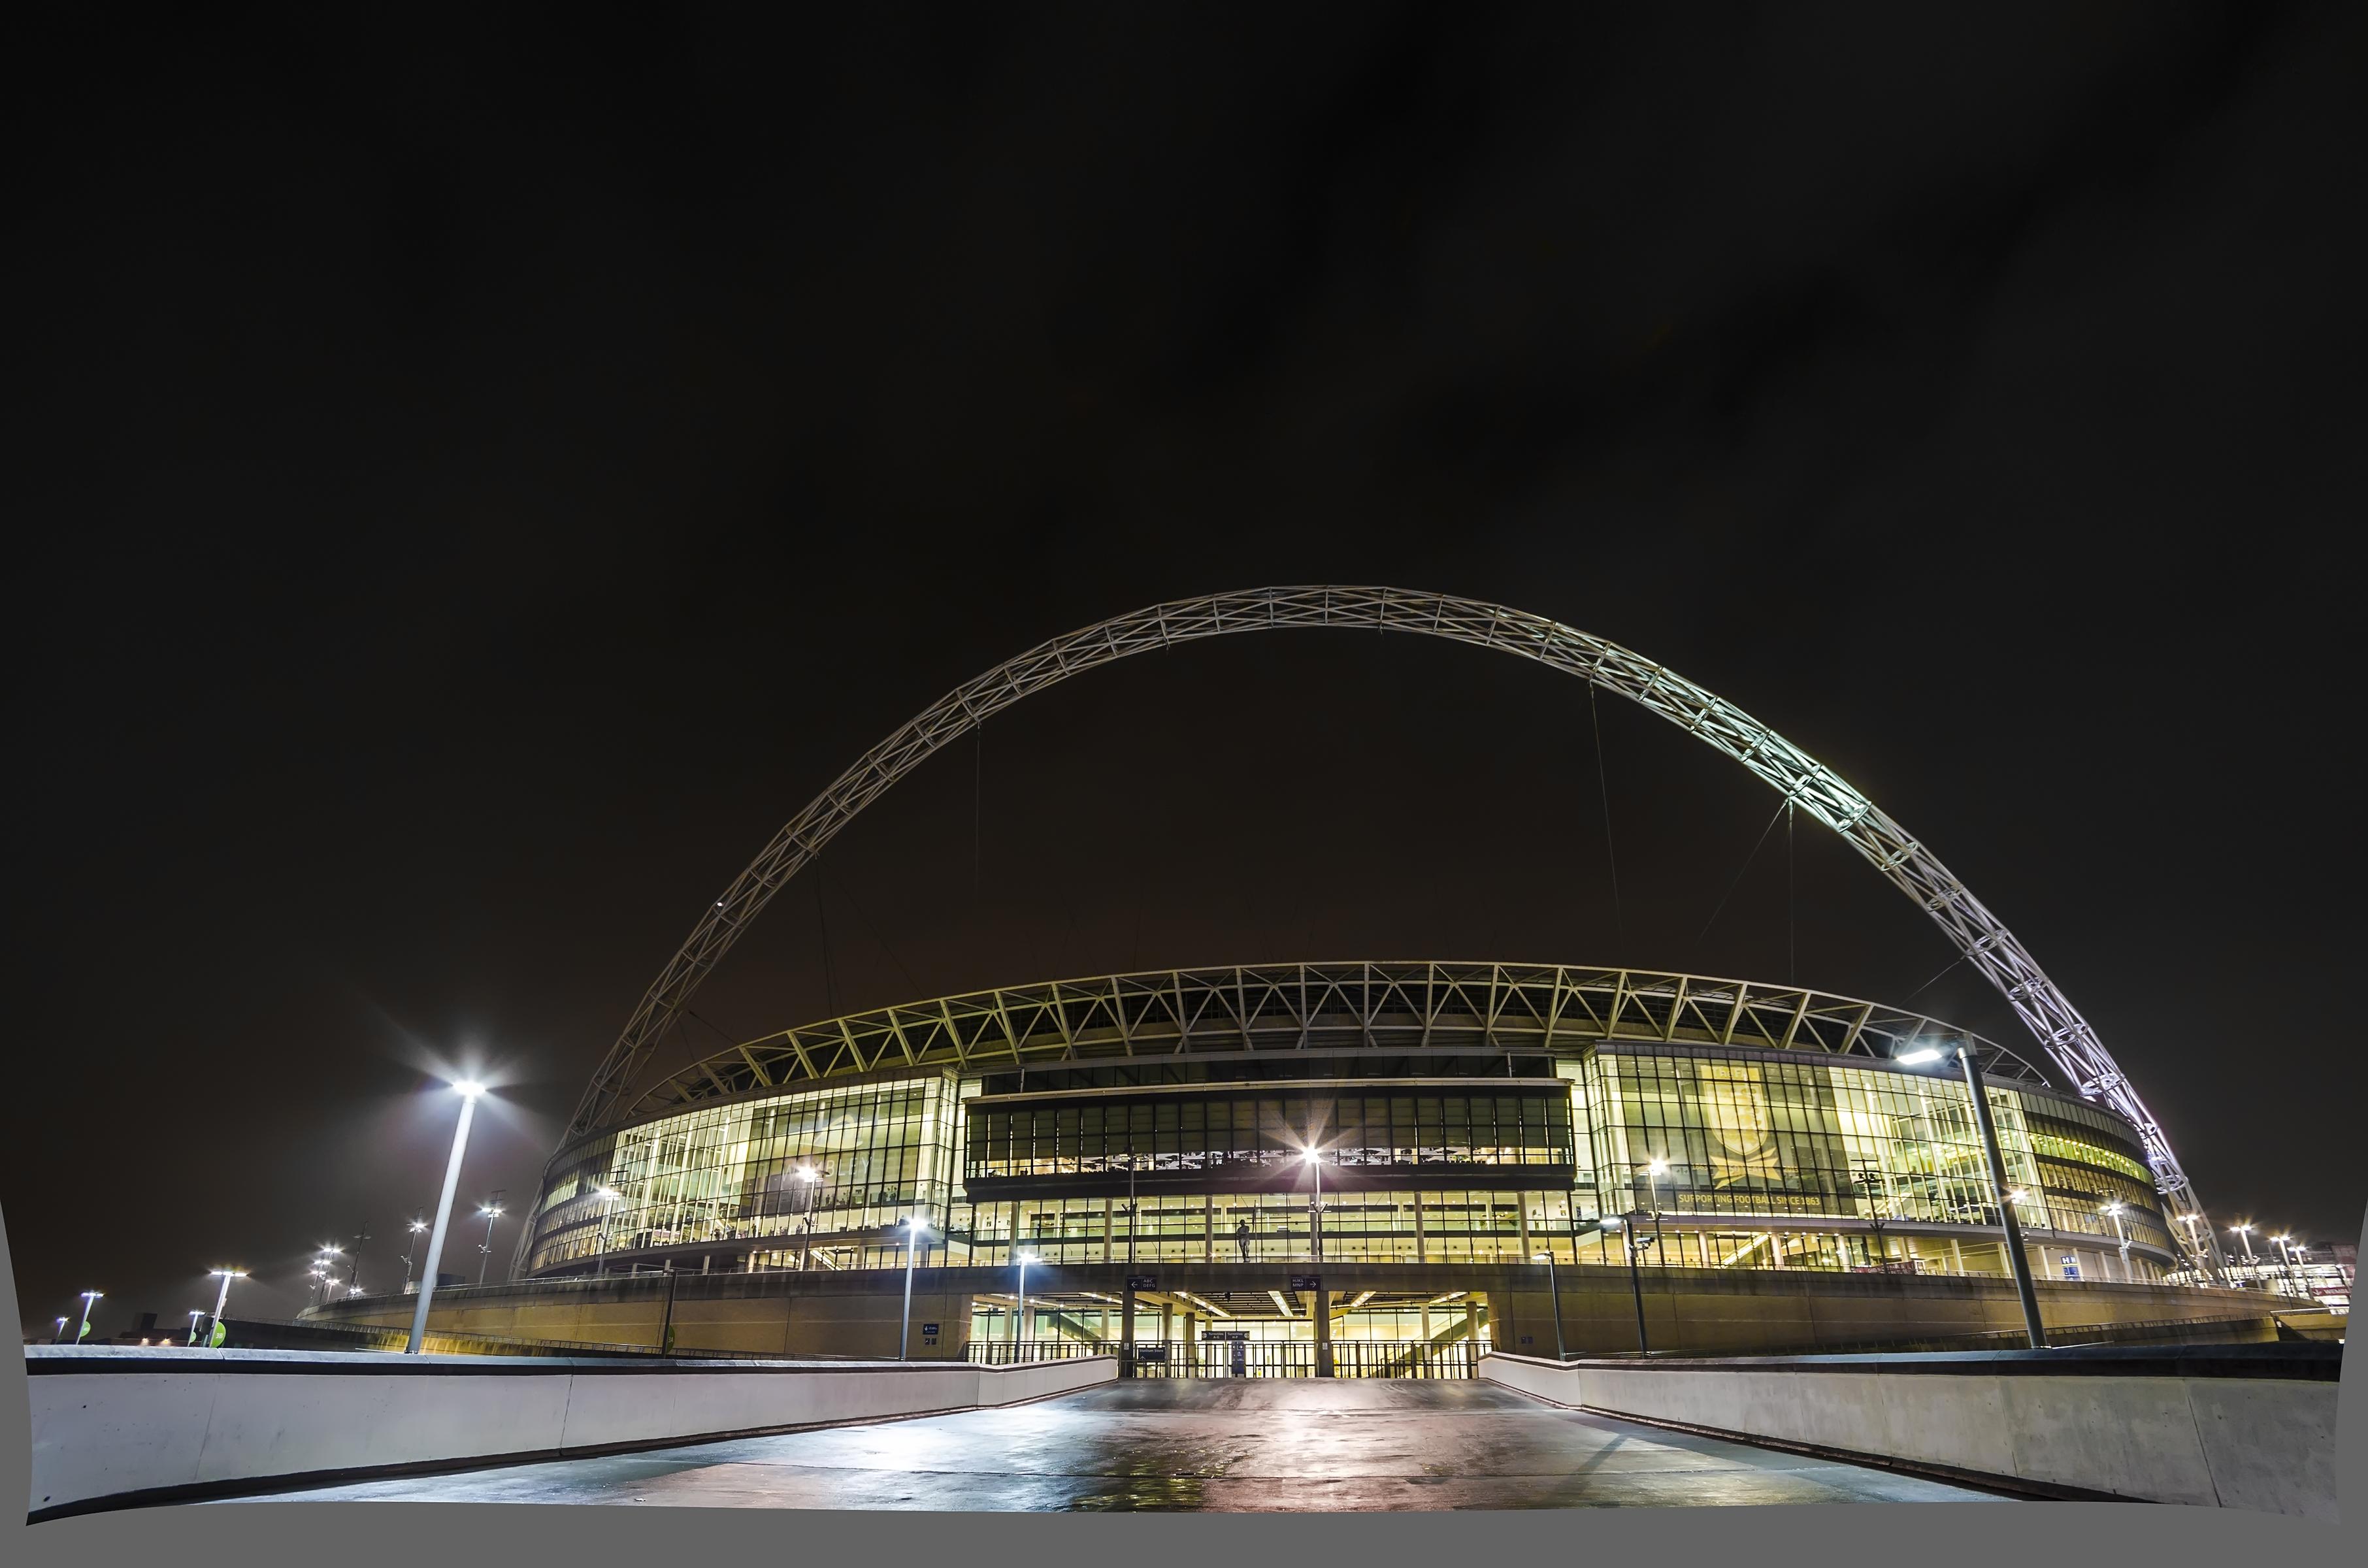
1011,1249,1038,1359
401,1212,429,1290
794,1166,824,1270
1633,1158,1669,1259
405,1078,487,1355
1532,1252,1566,1362
2270,1233,2302,1298
2178,1213,2207,1277
2102,1201,2131,1281
592,1185,622,1277
476,1196,506,1286
2229,1223,2258,1286
52,1317,68,1344
899,1214,932,1360
188,1309,205,1346
205,1269,245,1345
1615,1213,1654,1355
1301,1146,1326,1262
74,1290,103,1343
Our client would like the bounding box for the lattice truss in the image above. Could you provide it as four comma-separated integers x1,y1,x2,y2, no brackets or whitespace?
616,961,2045,1123
553,587,2218,1269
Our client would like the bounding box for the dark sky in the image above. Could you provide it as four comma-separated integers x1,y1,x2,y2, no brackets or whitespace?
10,3,2363,1336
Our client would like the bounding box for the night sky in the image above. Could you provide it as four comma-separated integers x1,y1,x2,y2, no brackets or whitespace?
12,5,2363,1338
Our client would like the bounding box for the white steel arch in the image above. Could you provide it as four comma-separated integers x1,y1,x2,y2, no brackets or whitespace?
558,586,2218,1268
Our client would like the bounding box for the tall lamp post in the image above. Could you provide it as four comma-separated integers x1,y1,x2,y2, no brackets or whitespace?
1617,1212,1655,1354
2229,1223,2259,1286
2177,1212,2207,1279
74,1290,103,1343
187,1309,205,1346
401,1212,429,1290
2102,1201,2132,1281
1633,1158,1669,1258
2270,1234,2301,1298
592,1186,621,1276
205,1269,245,1345
476,1195,506,1286
1531,1252,1566,1361
899,1214,932,1360
1011,1249,1038,1360
1301,1146,1326,1262
348,1226,370,1296
1897,1042,2045,1348
794,1165,825,1270
406,1078,487,1355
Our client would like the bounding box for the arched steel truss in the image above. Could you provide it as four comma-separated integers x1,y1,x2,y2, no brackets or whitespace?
602,961,2046,1134
559,586,2216,1268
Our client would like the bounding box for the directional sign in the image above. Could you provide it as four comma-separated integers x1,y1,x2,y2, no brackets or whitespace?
1202,1330,1250,1341
1289,1275,1321,1292
1126,1275,1157,1290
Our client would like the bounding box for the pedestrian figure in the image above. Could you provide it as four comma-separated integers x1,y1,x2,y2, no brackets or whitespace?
1234,1218,1251,1262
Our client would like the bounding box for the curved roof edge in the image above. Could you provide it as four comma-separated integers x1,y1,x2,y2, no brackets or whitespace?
593,960,2047,1134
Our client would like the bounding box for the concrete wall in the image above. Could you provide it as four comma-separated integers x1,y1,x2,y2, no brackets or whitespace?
304,1261,2277,1360
1479,1350,2340,1518
1485,1266,2275,1355
25,1346,1114,1520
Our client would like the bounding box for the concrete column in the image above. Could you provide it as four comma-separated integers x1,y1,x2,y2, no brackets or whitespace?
1313,1286,1333,1377
1119,1279,1136,1377
1413,1192,1426,1262
1102,1200,1113,1264
1519,1199,1532,1256
1202,1199,1213,1263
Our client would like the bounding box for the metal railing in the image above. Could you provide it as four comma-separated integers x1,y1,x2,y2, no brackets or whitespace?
966,1338,1481,1379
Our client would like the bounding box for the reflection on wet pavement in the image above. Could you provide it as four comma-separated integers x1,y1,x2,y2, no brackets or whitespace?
231,1378,2003,1511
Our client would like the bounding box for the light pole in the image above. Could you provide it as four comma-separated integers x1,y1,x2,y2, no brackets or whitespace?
74,1290,103,1343
1898,1043,2045,1348
401,1211,428,1290
476,1195,506,1286
1532,1252,1566,1361
2178,1212,2207,1279
1617,1212,1653,1355
2103,1201,2131,1281
795,1166,824,1270
1011,1249,1038,1359
592,1185,621,1276
899,1214,932,1360
206,1269,244,1345
2230,1223,2258,1286
1633,1158,1669,1260
1301,1146,1326,1262
406,1078,487,1355
348,1226,370,1296
52,1317,68,1344
316,1245,342,1299
188,1309,205,1346
2270,1234,2301,1298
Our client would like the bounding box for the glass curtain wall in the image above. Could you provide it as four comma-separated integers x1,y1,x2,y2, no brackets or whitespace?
1573,1045,2171,1273
525,1075,957,1273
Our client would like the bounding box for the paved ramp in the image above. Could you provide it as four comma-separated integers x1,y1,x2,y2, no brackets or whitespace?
232,1379,1999,1511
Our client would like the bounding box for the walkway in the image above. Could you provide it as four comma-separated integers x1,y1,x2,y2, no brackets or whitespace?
230,1380,2001,1511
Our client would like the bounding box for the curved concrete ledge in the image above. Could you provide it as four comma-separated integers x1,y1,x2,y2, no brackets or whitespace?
1479,1348,2340,1518
24,1347,1115,1522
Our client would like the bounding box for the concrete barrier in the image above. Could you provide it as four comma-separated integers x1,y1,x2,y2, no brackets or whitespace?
1480,1345,2341,1518
25,1345,1115,1520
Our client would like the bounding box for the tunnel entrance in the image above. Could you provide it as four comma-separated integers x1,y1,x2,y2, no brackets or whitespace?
967,1286,1490,1378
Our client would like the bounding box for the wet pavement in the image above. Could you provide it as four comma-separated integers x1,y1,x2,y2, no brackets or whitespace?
230,1379,2002,1511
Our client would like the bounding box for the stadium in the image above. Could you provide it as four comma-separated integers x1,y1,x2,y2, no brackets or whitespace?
455,960,2186,1360
305,590,2275,1367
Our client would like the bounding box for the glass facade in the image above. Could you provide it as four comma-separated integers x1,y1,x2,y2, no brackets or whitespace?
523,1043,2173,1283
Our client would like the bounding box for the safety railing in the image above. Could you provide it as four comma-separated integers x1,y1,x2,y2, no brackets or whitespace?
978,1338,1482,1378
